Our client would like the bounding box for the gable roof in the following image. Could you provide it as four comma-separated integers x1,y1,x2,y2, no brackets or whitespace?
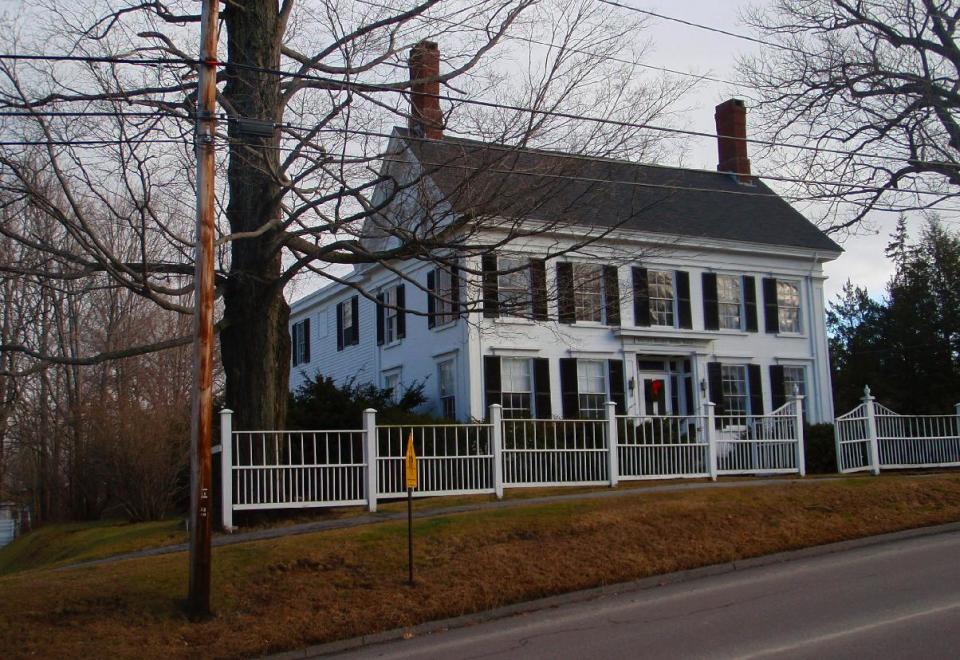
396,128,842,254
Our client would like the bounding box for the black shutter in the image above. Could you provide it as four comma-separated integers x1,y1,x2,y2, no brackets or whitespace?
396,285,406,338
483,356,502,411
608,359,626,415
427,270,436,329
532,357,552,418
290,324,298,366
559,358,580,418
769,365,786,410
603,265,621,326
743,276,758,332
763,278,779,334
303,318,310,363
450,265,461,318
531,259,548,321
350,295,359,345
482,254,499,318
683,376,694,416
336,302,344,351
748,364,764,415
702,273,719,331
707,361,724,415
676,271,692,329
632,267,650,327
376,293,385,346
556,262,576,324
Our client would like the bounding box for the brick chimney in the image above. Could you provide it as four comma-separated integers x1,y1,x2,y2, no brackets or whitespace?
715,99,752,183
408,40,443,140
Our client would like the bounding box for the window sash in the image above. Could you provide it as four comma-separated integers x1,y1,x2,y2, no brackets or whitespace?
649,270,675,326
293,321,307,365
434,269,455,325
383,288,398,343
438,359,456,419
721,365,748,415
717,275,742,330
777,281,801,333
573,263,603,322
498,257,531,318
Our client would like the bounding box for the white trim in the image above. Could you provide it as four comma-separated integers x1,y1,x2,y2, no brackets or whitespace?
489,347,541,356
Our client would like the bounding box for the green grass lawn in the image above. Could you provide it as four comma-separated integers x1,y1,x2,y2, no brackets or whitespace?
0,518,187,575
0,474,959,659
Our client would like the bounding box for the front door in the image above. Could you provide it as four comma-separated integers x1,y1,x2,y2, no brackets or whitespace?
637,371,669,416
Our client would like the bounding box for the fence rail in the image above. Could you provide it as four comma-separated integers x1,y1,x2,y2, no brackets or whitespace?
376,423,494,497
835,388,960,473
616,415,710,480
219,396,807,530
501,417,609,487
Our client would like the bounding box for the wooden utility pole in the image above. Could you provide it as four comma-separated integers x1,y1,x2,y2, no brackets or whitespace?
188,0,219,619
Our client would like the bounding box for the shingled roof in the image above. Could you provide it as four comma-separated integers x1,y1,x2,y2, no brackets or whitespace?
397,128,842,254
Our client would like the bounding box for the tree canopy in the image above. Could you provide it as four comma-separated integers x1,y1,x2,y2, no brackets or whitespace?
828,216,960,413
740,0,960,234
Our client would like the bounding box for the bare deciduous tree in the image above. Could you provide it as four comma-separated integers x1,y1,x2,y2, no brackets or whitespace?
0,0,689,433
739,0,960,234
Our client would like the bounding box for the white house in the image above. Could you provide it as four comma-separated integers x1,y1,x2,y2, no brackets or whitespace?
288,41,841,425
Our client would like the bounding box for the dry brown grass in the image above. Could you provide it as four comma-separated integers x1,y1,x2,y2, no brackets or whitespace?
2,474,959,659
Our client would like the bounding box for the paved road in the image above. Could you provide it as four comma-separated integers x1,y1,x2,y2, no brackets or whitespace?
334,531,960,659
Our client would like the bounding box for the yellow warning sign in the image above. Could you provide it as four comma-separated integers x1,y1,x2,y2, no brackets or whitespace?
404,431,417,489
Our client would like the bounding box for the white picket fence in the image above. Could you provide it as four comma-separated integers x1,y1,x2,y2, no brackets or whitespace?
218,397,806,530
835,386,960,474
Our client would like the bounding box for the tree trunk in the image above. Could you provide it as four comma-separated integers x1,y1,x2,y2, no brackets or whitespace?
220,0,290,431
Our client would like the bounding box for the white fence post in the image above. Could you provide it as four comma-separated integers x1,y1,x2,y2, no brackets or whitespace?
363,408,378,512
863,386,881,475
489,404,504,499
606,401,619,487
955,403,960,443
704,401,717,481
792,389,806,476
219,408,234,532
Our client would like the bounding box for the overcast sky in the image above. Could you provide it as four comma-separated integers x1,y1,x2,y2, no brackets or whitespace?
630,0,917,303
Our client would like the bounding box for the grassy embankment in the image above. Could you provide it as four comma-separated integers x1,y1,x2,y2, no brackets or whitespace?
1,474,958,658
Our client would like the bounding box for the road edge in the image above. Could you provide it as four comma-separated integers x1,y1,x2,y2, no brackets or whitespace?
269,520,960,659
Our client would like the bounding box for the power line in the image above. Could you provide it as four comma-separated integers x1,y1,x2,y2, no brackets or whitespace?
595,0,799,53
353,0,738,86
1,109,955,204
0,53,194,66
4,51,959,170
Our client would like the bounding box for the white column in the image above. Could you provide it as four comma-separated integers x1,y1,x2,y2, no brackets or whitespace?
791,387,806,477
363,408,378,512
606,401,619,487
489,404,504,499
704,400,717,481
863,386,881,476
219,408,234,532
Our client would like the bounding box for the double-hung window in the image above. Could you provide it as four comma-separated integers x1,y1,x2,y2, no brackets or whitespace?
782,365,807,416
384,371,401,403
573,263,603,322
577,360,606,419
717,275,742,330
438,359,456,419
721,365,748,416
291,318,310,366
336,296,359,350
649,270,675,326
500,357,533,419
385,288,398,343
429,267,456,327
498,256,532,318
777,281,801,333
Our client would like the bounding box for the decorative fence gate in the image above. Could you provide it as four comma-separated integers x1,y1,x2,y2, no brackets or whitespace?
835,386,960,474
218,395,806,530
